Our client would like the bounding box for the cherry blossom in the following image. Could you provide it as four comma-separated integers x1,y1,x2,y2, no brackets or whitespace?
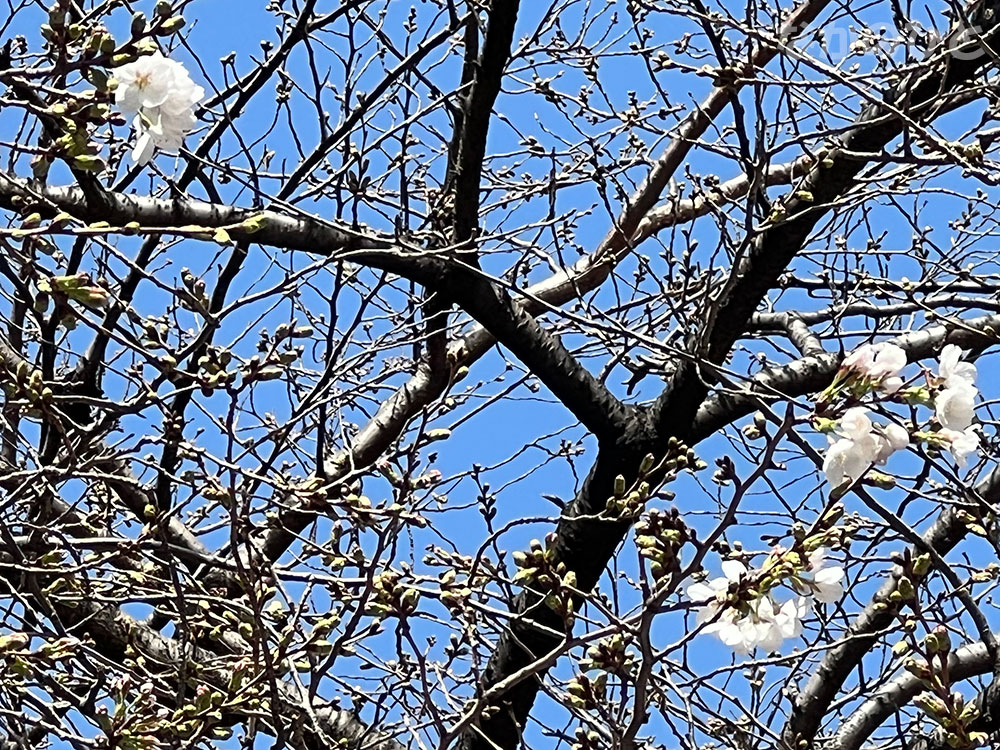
841,343,907,392
714,596,808,654
794,550,845,603
938,344,977,388
877,423,910,463
939,427,981,467
838,407,873,440
935,382,977,431
823,436,875,488
822,409,908,488
115,52,203,165
686,559,748,623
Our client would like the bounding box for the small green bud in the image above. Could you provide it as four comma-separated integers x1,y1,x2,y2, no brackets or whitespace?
157,16,186,35
613,475,626,497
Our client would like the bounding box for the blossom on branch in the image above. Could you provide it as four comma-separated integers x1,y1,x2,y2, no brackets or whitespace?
688,550,844,653
793,550,845,603
713,595,808,654
821,408,909,488
841,343,907,393
821,343,983,485
938,344,978,389
114,52,203,165
935,384,977,431
939,427,981,467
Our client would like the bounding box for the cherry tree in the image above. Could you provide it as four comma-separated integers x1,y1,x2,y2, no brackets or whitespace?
2,1,1000,750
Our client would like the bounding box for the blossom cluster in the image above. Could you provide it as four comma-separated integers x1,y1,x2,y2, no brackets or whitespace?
114,51,203,165
687,548,844,653
821,343,981,490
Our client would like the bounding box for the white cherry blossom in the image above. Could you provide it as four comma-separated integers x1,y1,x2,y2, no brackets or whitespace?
712,595,810,653
868,344,907,379
795,550,845,603
776,595,811,638
823,436,876,488
841,344,875,372
935,383,977,431
115,52,203,165
876,423,910,464
823,409,907,487
938,344,977,388
686,559,748,626
688,553,837,652
839,407,873,440
842,343,907,392
940,427,981,467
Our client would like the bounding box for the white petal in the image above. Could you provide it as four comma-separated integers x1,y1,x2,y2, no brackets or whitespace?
813,568,845,603
939,345,977,387
815,566,845,585
942,427,981,467
880,376,904,394
777,597,810,638
871,344,907,378
839,407,873,441
131,131,155,165
936,384,977,431
721,560,749,582
884,423,910,451
758,623,784,652
687,583,716,602
842,345,875,372
717,621,745,648
939,344,961,377
695,604,720,625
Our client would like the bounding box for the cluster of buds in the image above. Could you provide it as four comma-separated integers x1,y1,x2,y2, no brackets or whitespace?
571,727,603,750
38,273,108,309
579,633,636,677
742,411,770,441
126,4,187,42
180,268,209,312
363,570,420,619
512,534,578,622
273,321,315,344
242,348,302,384
885,548,933,606
605,438,703,519
566,672,606,710
3,361,53,416
752,505,852,597
95,678,170,750
200,477,234,511
900,626,988,749
196,346,236,394
376,460,442,494
284,476,330,511
912,691,987,749
303,613,339,659
167,684,232,742
634,507,690,581
438,568,473,613
192,599,253,643
0,633,33,680
954,508,999,544
2,635,82,679
140,317,170,350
